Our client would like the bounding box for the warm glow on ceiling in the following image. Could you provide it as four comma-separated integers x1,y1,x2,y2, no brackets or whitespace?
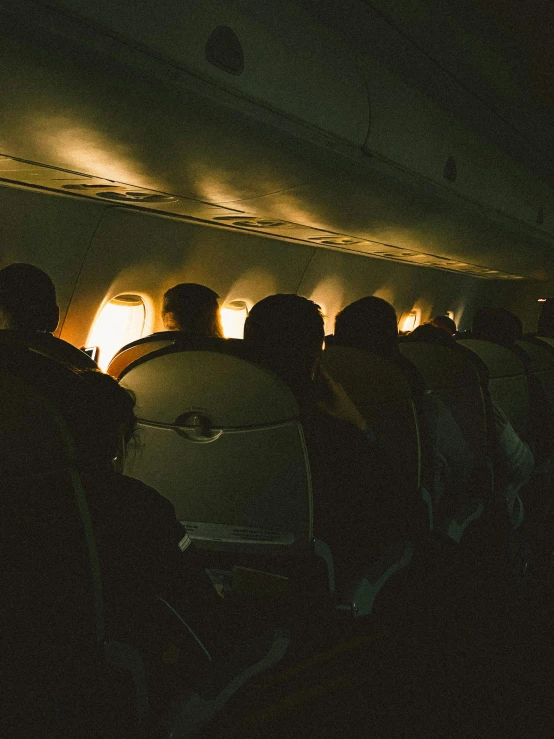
87,294,146,371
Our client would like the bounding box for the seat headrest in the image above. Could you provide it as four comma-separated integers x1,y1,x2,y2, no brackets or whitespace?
516,340,554,373
121,350,299,426
457,339,525,378
322,345,412,404
399,342,479,389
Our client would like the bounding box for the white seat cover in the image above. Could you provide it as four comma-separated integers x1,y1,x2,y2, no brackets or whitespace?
122,350,312,548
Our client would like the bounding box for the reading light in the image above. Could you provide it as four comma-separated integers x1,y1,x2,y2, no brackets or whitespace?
538,298,547,302
220,300,248,338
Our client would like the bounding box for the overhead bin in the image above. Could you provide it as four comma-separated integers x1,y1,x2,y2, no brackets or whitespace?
26,0,369,147
1,2,553,280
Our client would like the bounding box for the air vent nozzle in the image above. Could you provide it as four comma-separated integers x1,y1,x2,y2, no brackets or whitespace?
206,26,244,75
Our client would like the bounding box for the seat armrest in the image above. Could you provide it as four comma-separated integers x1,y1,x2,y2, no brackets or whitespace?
167,628,290,738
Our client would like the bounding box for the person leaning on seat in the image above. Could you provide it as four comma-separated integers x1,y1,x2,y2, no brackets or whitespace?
333,297,475,529
49,369,243,714
243,294,388,587
0,262,96,369
161,282,224,337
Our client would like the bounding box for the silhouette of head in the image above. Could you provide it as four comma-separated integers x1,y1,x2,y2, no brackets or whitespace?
0,263,59,332
429,315,457,336
538,299,554,337
404,322,456,347
334,296,399,356
64,370,137,466
162,283,223,337
244,294,324,390
472,307,522,347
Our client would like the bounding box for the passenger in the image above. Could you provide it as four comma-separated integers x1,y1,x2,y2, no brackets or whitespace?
54,368,241,717
58,370,224,648
0,262,96,368
334,298,474,526
405,323,456,347
472,307,523,349
162,283,224,338
471,308,541,526
333,296,426,394
244,294,389,585
429,315,457,337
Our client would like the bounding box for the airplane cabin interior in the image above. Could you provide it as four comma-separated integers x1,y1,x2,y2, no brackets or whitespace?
2,1,554,737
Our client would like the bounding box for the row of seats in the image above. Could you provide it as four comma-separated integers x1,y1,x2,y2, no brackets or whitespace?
107,331,554,617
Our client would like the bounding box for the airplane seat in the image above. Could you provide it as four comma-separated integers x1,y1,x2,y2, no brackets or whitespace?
321,345,424,615
119,346,337,605
0,364,144,738
0,328,97,370
399,341,492,545
514,340,554,569
457,339,530,439
107,332,245,379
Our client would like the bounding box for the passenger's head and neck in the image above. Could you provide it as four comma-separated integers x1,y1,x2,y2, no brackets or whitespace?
472,307,522,349
0,263,59,333
429,314,457,337
162,283,224,338
405,322,456,347
64,370,137,473
244,294,324,398
334,296,399,359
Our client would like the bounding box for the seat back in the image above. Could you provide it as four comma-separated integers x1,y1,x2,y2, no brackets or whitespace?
458,339,529,438
536,336,554,350
0,329,97,369
399,342,488,464
516,339,554,410
321,345,421,522
399,342,490,541
107,333,245,379
121,348,312,553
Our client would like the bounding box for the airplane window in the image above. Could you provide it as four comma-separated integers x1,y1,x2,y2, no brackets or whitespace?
220,300,248,339
401,311,420,332
86,294,146,371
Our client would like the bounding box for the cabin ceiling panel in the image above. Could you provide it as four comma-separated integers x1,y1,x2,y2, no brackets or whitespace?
1,5,553,283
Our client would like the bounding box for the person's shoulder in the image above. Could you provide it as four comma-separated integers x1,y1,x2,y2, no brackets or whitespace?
113,473,177,514
0,330,97,369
